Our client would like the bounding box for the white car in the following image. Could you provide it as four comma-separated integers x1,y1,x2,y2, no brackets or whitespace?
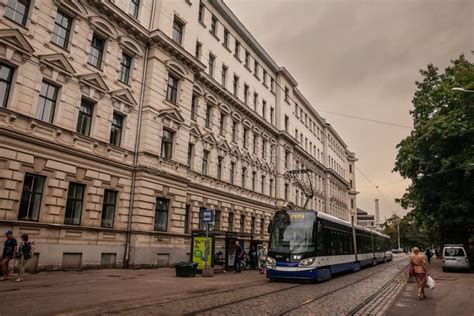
442,245,470,272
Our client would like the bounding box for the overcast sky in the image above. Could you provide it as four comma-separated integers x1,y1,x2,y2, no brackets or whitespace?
226,0,473,221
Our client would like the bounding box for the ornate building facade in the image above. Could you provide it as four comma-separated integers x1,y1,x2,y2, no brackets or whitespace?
0,0,357,270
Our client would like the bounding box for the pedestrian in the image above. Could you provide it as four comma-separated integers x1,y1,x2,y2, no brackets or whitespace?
249,246,257,270
15,234,35,282
234,240,243,273
409,247,428,300
258,245,266,274
426,249,432,264
2,230,17,281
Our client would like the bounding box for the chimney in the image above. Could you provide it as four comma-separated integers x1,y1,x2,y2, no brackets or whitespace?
374,199,380,227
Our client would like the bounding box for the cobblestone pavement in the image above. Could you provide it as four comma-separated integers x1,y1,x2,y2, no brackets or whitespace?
69,255,407,315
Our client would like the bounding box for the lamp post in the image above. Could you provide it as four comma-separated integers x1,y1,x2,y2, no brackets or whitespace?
452,87,474,93
351,210,358,261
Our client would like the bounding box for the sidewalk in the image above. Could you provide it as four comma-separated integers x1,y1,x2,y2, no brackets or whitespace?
0,267,265,315
388,258,474,316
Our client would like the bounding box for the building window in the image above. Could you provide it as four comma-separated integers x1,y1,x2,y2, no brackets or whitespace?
243,127,249,148
210,15,217,34
5,0,30,26
184,204,191,234
261,175,265,194
172,18,184,45
271,78,275,92
208,54,215,77
260,218,264,237
240,215,245,233
202,150,209,175
295,104,299,118
285,150,290,169
18,173,45,221
232,121,237,142
284,115,289,132
263,71,268,86
36,81,59,123
233,75,239,96
262,100,267,120
234,41,240,58
191,93,199,121
295,129,299,141
219,112,225,135
350,180,353,188
205,103,212,128
64,182,85,225
251,216,256,235
351,199,354,209
253,92,258,111
195,41,202,60
166,74,179,104
161,129,174,159
214,209,221,230
101,189,117,228
296,189,299,205
244,84,249,104
270,145,275,164
285,87,290,102
154,198,169,231
230,161,236,184
221,64,227,87
129,0,140,18
269,178,274,197
76,98,94,136
270,107,274,125
187,143,194,169
252,171,256,191
241,167,246,188
198,1,204,23
244,51,250,68
284,183,289,200
118,52,132,84
51,10,72,49
0,63,14,108
110,112,124,146
349,164,352,173
223,28,229,47
253,134,258,154
217,156,223,180
228,212,234,231
88,34,105,68
262,140,267,159
254,62,259,77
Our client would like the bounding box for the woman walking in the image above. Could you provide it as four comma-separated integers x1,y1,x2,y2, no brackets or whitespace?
16,234,35,282
410,247,427,300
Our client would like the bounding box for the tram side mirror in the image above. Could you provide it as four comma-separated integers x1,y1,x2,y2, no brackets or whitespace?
267,222,273,234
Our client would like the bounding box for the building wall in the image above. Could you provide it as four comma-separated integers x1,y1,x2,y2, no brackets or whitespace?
0,0,357,270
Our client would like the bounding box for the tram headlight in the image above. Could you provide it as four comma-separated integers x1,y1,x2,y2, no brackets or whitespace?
298,257,316,267
266,256,276,268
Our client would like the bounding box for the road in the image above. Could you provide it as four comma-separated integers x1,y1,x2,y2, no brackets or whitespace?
0,255,409,315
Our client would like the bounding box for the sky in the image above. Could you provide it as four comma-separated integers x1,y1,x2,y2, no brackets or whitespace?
226,0,474,221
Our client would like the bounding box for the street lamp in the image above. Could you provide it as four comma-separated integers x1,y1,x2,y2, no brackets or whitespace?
452,87,474,93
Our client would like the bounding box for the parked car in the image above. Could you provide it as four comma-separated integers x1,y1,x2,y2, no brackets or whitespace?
442,244,470,272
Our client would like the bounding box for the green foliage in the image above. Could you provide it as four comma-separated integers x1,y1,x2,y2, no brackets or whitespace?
381,214,431,250
393,55,474,246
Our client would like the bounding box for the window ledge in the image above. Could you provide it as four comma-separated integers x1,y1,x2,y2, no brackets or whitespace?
222,44,232,53
209,30,220,41
199,20,207,28
233,54,242,63
253,73,260,81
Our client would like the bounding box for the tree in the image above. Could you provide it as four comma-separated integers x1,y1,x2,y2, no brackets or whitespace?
381,214,431,250
393,55,474,247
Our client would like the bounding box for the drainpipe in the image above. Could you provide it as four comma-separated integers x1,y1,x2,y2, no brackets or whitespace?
124,0,156,269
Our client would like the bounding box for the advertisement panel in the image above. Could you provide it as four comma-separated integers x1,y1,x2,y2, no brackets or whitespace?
192,236,213,270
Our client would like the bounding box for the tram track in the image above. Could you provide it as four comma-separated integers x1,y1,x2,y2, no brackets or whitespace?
182,259,405,316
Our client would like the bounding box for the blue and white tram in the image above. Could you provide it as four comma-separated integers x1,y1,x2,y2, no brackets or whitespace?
266,209,392,282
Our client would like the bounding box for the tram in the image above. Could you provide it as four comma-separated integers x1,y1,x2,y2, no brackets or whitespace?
266,209,392,281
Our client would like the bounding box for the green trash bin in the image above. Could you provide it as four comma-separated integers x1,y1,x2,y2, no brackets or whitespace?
175,262,198,277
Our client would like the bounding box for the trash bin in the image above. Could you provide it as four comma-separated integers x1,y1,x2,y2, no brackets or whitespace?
175,262,197,277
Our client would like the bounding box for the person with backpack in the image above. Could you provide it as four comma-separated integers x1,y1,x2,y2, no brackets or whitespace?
15,234,35,282
2,230,17,281
234,240,243,273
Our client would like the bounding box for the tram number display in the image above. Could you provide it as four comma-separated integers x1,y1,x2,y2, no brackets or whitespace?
289,213,305,220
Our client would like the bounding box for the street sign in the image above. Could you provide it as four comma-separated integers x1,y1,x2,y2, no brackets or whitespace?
201,208,213,223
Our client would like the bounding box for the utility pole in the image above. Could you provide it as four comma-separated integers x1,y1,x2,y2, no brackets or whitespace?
351,211,358,261
397,219,401,250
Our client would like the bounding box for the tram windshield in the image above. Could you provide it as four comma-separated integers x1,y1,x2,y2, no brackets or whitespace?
269,210,315,254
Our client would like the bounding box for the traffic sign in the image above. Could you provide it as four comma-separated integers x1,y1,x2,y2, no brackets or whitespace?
201,208,213,223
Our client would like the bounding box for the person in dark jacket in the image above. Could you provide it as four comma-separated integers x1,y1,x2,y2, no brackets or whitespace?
425,249,432,264
234,241,243,273
2,230,17,281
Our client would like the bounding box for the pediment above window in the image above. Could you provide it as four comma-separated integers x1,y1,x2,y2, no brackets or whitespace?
157,108,185,125
193,84,205,96
217,140,230,152
38,53,76,81
231,112,242,122
261,132,269,140
202,132,217,145
118,36,144,57
165,59,189,78
231,147,241,158
54,0,88,17
88,16,119,39
189,123,202,138
0,29,34,63
242,119,252,128
111,89,137,108
253,127,262,135
219,104,230,114
78,73,110,96
242,152,252,162
205,93,218,105
270,139,278,146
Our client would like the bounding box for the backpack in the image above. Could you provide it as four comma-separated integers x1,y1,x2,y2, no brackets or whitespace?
21,242,33,260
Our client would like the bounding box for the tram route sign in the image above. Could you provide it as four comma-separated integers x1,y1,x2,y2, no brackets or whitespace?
201,208,213,223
